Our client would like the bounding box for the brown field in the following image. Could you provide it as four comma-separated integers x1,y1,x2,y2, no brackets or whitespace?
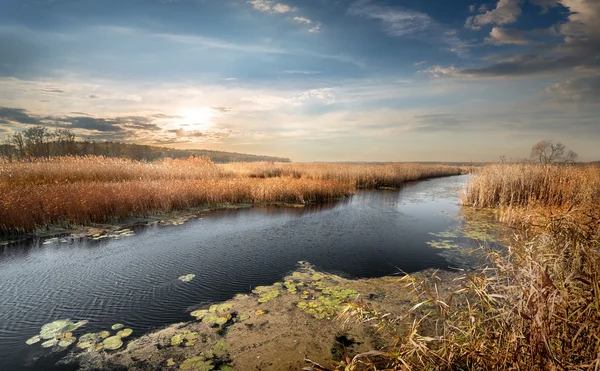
0,156,464,234
338,163,600,370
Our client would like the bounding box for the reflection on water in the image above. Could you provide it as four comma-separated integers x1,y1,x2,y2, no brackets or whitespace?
0,175,503,371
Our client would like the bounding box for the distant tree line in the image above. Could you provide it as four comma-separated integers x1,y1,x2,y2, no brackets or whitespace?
0,126,291,163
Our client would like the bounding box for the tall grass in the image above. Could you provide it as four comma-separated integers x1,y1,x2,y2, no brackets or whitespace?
0,156,463,234
331,163,600,370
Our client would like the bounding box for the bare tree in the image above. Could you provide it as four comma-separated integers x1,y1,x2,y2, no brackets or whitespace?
530,140,578,164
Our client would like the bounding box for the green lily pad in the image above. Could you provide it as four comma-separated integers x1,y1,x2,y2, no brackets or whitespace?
41,339,58,348
103,336,123,350
180,357,213,371
98,331,111,339
179,274,196,282
257,289,280,303
191,309,209,319
77,341,95,349
58,337,76,347
117,328,133,338
111,323,124,330
40,319,76,339
26,335,41,345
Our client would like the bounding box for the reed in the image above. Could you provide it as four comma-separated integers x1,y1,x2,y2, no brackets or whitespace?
0,156,462,234
332,163,600,371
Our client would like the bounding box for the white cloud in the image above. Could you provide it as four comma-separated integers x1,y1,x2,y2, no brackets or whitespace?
272,3,293,13
248,0,294,14
309,23,321,33
349,0,432,37
465,0,522,30
414,61,428,66
485,27,529,45
423,65,459,78
293,16,312,24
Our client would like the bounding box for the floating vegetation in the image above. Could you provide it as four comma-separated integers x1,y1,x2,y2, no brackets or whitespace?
58,337,76,348
166,358,176,367
40,319,82,339
41,339,58,348
91,229,136,241
426,239,461,249
179,274,196,282
190,303,233,329
117,328,133,338
103,336,123,350
25,335,41,345
255,309,265,316
297,286,359,319
257,289,280,303
98,331,111,339
429,231,459,239
180,356,213,371
111,323,124,330
170,329,198,347
27,318,89,351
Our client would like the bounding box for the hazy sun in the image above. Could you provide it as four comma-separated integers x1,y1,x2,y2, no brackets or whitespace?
178,108,215,131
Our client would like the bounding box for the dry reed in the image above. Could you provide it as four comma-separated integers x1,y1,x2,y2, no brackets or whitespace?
330,163,600,370
0,156,462,234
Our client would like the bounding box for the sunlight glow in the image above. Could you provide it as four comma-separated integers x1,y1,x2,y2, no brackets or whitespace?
177,108,216,131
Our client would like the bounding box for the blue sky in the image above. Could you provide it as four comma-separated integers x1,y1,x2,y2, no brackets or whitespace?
0,0,598,161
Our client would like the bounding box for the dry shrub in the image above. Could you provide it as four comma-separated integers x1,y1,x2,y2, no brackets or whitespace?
328,164,600,370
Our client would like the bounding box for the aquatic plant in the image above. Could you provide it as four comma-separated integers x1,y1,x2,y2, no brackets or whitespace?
26,335,41,345
179,274,196,282
116,328,133,338
111,323,124,330
180,356,213,371
171,330,199,347
39,319,81,339
102,336,123,350
166,358,176,366
98,331,110,339
41,339,58,348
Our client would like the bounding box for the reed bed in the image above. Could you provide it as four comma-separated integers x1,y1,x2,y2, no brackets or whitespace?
0,156,462,234
333,163,600,370
462,163,600,210
224,162,465,188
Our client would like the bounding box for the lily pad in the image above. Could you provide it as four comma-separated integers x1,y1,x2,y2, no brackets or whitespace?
58,337,76,347
178,274,196,282
41,339,58,348
26,335,41,345
103,336,123,350
166,358,176,366
180,357,213,371
111,323,124,330
98,331,111,339
40,319,76,339
117,328,133,338
77,341,95,349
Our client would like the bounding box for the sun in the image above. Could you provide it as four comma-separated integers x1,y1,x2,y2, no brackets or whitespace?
178,108,215,131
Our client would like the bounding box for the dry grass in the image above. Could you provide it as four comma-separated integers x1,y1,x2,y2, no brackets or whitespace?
0,156,462,234
329,163,600,371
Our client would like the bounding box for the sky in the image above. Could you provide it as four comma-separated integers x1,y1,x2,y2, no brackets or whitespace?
0,0,598,162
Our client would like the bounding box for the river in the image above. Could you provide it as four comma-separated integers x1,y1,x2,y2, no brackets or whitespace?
0,175,500,371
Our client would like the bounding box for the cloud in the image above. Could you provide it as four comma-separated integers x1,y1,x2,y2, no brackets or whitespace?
282,70,322,75
248,0,294,14
414,61,428,66
349,0,432,37
423,65,459,78
0,107,44,126
546,74,600,102
293,17,312,24
465,0,522,30
485,27,529,45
